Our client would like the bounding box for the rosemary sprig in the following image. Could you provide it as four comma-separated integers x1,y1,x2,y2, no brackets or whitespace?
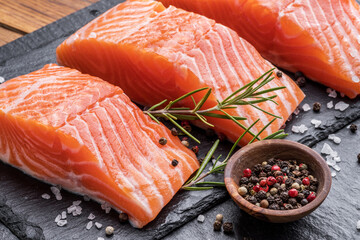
143,69,285,143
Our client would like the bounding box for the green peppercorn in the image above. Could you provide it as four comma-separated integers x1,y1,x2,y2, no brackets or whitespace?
215,214,223,222
237,187,247,196
261,161,268,167
270,188,278,195
291,182,300,190
105,226,114,236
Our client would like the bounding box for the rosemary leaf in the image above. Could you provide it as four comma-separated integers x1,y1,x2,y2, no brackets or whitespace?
146,113,160,124
195,181,225,187
182,186,213,191
201,112,247,121
164,114,201,143
211,154,222,171
248,118,277,144
148,99,168,111
193,88,212,112
193,140,219,180
251,86,286,96
195,112,214,127
166,87,208,109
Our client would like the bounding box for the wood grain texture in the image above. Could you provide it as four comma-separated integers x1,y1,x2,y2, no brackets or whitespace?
0,27,22,46
0,0,98,46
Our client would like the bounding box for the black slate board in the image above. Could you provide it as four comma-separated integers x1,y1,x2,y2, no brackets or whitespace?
1,0,360,239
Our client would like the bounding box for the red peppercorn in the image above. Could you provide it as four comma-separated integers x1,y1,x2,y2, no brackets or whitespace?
288,188,298,198
307,192,316,202
260,179,267,187
276,176,283,183
260,185,269,192
302,177,310,186
253,185,261,193
266,177,276,186
271,165,281,171
243,168,252,178
191,146,199,154
181,121,190,127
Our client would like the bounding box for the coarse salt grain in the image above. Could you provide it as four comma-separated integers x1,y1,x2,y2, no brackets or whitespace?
298,124,308,133
327,101,334,109
57,219,67,227
73,200,82,206
197,215,205,223
101,202,111,214
55,214,61,223
328,90,337,98
50,186,62,201
302,104,311,112
95,222,102,229
67,205,77,214
334,101,349,111
0,77,4,83
291,126,299,133
97,238,105,240
321,143,333,155
61,211,67,219
86,221,93,230
41,193,50,200
331,172,337,177
88,213,96,220
310,119,322,128
333,165,341,172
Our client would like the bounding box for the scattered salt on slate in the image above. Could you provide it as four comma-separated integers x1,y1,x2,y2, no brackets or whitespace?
331,172,337,178
291,124,308,134
311,119,322,128
95,222,103,229
334,101,349,111
302,103,311,112
41,193,51,199
88,213,96,220
321,143,341,172
328,89,337,98
57,220,67,227
327,101,334,109
67,202,82,216
328,134,341,144
86,221,93,230
197,215,205,223
0,76,4,83
50,186,62,200
55,214,61,223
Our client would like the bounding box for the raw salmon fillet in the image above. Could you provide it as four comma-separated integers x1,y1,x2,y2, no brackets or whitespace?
56,0,304,145
0,64,199,228
160,0,360,98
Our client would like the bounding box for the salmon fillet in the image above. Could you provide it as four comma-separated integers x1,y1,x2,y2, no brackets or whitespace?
160,0,360,98
0,64,199,228
57,0,305,145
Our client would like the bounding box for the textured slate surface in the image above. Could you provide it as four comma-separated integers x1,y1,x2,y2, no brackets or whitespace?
0,0,360,239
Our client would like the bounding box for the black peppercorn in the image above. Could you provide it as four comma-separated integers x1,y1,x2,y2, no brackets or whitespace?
301,199,308,206
280,191,289,202
358,153,360,163
350,124,357,133
313,102,321,112
269,204,280,210
295,179,302,185
171,128,178,136
119,213,128,223
276,71,283,78
275,197,283,206
248,196,257,204
281,167,289,174
240,177,249,185
249,176,259,184
303,190,310,198
289,160,297,165
295,77,306,87
284,204,293,210
273,183,280,189
256,190,267,200
252,164,262,174
293,170,302,177
159,137,167,145
267,196,275,205
183,124,192,132
294,71,304,79
310,178,319,186
297,193,305,201
171,159,179,167
247,183,254,190
301,169,309,176
285,178,293,187
213,221,222,231
264,164,272,172
223,222,233,234
268,158,276,165
310,185,317,192
259,172,267,178
288,198,297,206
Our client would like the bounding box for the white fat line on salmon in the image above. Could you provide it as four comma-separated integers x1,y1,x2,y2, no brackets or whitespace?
316,0,354,75
110,97,181,192
98,100,165,206
86,107,152,215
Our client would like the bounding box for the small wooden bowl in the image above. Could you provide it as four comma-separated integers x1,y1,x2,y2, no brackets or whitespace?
224,139,331,223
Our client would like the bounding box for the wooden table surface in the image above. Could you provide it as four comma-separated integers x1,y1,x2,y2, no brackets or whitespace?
0,0,98,46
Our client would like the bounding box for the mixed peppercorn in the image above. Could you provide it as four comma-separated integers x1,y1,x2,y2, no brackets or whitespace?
238,158,318,210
